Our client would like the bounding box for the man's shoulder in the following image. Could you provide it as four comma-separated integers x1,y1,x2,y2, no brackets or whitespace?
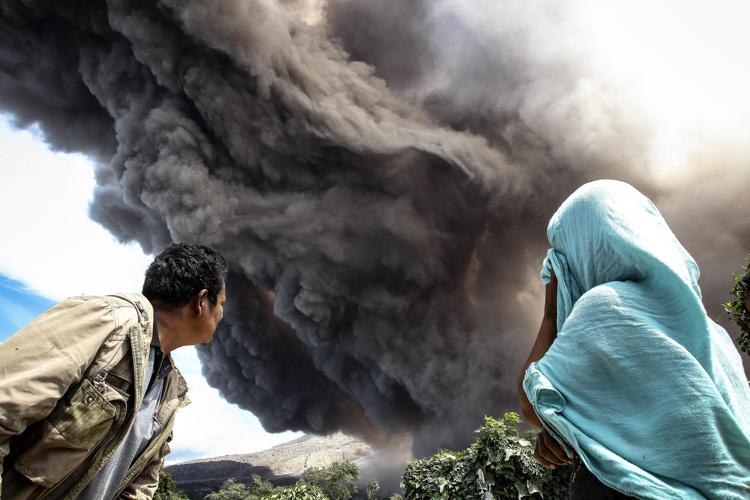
104,293,152,316
57,292,148,305
55,293,154,330
107,294,155,339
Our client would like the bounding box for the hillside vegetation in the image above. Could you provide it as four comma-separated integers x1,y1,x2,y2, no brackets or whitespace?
401,413,569,499
724,256,750,354
159,413,570,499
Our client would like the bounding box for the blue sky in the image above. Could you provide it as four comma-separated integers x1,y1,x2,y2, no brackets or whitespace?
0,114,300,463
0,275,54,341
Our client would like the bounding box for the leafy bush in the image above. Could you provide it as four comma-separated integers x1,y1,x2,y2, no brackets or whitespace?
155,471,189,500
366,478,380,500
264,481,328,499
724,256,750,354
205,478,253,500
300,461,358,500
401,413,570,499
202,463,359,500
247,475,276,497
200,414,569,499
204,476,326,500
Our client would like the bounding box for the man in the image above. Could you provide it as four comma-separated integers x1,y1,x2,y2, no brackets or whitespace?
0,243,227,499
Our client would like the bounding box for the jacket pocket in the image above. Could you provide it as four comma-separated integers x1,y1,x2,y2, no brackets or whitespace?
54,378,118,446
13,378,126,488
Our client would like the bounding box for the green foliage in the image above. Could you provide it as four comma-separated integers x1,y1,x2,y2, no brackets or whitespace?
264,481,328,499
203,479,326,500
401,413,570,500
205,478,253,500
200,416,569,500
366,478,380,500
155,471,189,500
724,256,750,354
202,463,360,500
300,461,359,500
248,475,276,497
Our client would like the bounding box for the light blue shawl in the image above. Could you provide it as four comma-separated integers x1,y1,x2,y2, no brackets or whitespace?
523,180,750,499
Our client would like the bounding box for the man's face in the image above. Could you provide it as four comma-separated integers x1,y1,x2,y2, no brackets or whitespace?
196,286,226,344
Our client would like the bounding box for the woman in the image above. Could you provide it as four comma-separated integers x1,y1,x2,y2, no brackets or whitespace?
518,180,750,499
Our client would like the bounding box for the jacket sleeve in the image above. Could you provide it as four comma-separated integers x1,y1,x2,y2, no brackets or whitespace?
0,296,118,486
118,433,172,500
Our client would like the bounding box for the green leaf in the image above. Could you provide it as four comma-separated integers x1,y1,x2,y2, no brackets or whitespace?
438,477,448,493
402,413,570,499
726,255,750,354
527,479,544,498
515,480,530,499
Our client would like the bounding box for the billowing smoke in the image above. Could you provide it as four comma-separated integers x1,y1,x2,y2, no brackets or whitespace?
1,0,748,462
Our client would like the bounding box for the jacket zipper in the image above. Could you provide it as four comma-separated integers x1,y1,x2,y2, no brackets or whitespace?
114,365,191,495
113,395,189,498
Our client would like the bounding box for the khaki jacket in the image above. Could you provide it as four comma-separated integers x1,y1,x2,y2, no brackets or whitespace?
0,293,190,499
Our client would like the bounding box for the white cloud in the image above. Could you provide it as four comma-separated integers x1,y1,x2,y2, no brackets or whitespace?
0,116,150,299
0,115,302,461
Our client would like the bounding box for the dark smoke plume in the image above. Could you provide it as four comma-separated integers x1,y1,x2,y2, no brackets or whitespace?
1,0,747,461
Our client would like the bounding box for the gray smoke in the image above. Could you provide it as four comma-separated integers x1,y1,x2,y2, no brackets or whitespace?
1,0,747,463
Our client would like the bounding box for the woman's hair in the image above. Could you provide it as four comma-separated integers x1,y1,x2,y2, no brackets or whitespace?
142,243,228,309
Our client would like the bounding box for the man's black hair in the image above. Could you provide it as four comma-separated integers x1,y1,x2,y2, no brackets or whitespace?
142,243,228,309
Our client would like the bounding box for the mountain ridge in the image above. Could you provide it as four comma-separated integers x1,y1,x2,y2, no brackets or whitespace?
166,433,373,498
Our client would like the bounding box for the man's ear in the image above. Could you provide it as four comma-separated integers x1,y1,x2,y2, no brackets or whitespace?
194,289,209,316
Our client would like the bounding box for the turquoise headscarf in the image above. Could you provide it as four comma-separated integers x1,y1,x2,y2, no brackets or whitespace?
524,180,750,499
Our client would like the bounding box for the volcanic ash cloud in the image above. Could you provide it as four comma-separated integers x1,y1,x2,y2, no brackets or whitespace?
0,0,747,457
